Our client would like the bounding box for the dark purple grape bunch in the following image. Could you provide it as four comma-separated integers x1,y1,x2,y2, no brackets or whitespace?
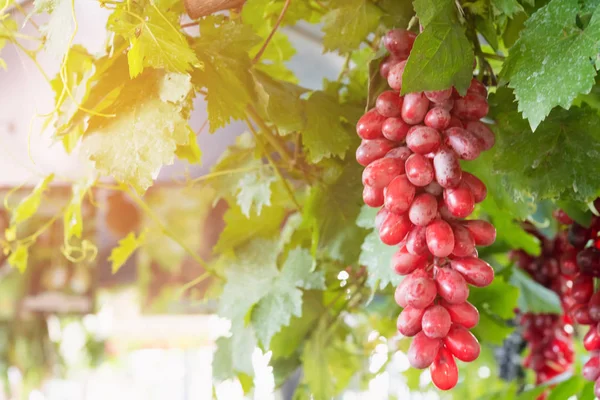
355,28,497,391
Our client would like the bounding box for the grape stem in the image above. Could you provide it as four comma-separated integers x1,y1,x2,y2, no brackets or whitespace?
252,0,291,64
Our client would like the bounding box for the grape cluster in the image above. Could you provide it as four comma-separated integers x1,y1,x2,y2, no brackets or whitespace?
494,330,526,383
356,28,497,391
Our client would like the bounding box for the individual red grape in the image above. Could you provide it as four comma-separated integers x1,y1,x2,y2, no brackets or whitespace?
382,117,411,142
568,223,589,249
356,139,397,166
590,292,600,321
375,208,389,230
405,153,435,187
467,78,487,98
404,270,437,309
451,224,476,257
453,94,489,121
553,209,574,225
379,56,403,79
461,172,487,203
464,121,495,151
424,88,452,104
584,356,600,381
572,275,594,304
392,245,427,274
408,193,438,226
578,247,600,277
573,304,594,325
397,306,426,337
441,300,479,329
433,147,462,188
560,250,579,275
362,185,384,207
435,267,469,304
356,109,386,139
463,220,496,246
408,331,441,369
424,107,451,130
385,146,412,162
406,226,429,256
447,116,463,128
426,219,455,257
402,93,430,125
376,91,403,118
379,211,412,245
595,377,600,398
430,346,458,390
387,61,407,91
443,184,475,218
444,325,481,362
444,127,482,161
585,326,600,351
384,175,416,214
362,157,404,189
383,29,416,58
450,257,494,287
406,126,441,154
422,305,452,338
394,278,410,307
423,181,443,196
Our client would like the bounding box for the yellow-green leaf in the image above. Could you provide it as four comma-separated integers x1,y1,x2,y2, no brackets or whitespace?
8,244,29,273
34,0,74,59
12,174,55,224
175,127,202,164
109,231,145,273
63,179,93,241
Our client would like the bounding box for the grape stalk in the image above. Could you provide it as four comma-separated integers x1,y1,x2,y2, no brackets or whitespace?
356,28,497,390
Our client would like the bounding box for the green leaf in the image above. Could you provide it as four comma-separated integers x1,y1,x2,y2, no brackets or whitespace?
7,244,29,273
12,174,55,224
491,0,524,17
236,168,276,218
321,0,381,53
193,16,261,132
109,231,146,273
359,231,402,289
175,127,202,164
378,0,415,29
304,162,367,265
108,1,199,78
501,0,600,130
510,267,563,313
547,376,586,400
212,321,257,380
82,71,192,193
402,0,474,95
35,0,73,59
489,88,600,204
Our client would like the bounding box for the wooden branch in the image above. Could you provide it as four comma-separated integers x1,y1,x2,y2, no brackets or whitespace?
184,0,246,19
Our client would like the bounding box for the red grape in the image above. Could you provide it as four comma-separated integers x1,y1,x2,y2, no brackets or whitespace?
356,139,397,166
362,185,384,207
406,126,441,154
384,175,416,214
553,209,574,225
362,157,404,189
385,146,412,162
408,331,441,369
433,147,462,188
402,93,430,124
387,61,407,92
392,245,427,274
383,29,416,58
461,172,487,203
426,219,455,257
424,107,451,130
382,117,411,142
453,94,489,120
424,88,452,104
464,121,495,151
444,325,481,362
451,224,476,258
463,220,496,246
443,184,475,218
585,326,600,351
590,292,600,321
578,248,600,277
423,181,443,196
397,306,425,337
376,91,403,117
430,346,458,390
406,226,429,256
447,116,463,128
357,109,386,139
450,257,494,287
379,55,402,79
375,208,389,230
441,300,479,329
435,267,469,304
572,274,594,304
408,193,438,226
573,304,594,325
394,278,410,307
467,78,487,98
405,153,435,187
379,211,412,245
422,305,452,338
444,127,482,160
404,270,437,309
584,356,600,381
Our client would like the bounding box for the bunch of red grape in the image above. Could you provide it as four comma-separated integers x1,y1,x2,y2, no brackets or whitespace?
356,28,497,391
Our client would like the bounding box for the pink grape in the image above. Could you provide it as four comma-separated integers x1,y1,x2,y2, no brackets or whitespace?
441,300,479,329
362,157,404,189
572,275,594,304
444,325,481,362
408,331,441,369
376,91,403,117
450,257,494,287
447,116,463,128
443,184,475,218
380,55,402,79
444,127,482,160
362,185,384,207
357,109,386,139
451,224,476,257
589,292,600,321
385,146,412,162
422,305,452,338
464,121,495,151
384,175,416,214
404,270,437,309
406,226,429,256
356,139,397,166
382,117,411,142
433,147,462,188
425,107,451,130
463,220,496,246
392,245,427,274
424,88,452,103
423,181,443,196
402,93,430,124
397,306,426,337
461,172,487,203
584,327,600,351
430,346,458,390
383,29,416,58
379,211,412,245
406,126,441,154
426,219,455,257
467,78,487,98
583,356,600,381
405,153,434,187
387,61,407,92
453,94,489,121
408,193,438,226
435,267,469,304
375,208,389,230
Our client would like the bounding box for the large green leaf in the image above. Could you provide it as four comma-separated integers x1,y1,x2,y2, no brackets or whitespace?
510,268,563,314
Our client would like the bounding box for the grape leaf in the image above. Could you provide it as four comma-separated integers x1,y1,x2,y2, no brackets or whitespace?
7,244,29,273
175,127,202,164
321,0,381,54
501,0,600,130
0,16,17,69
81,71,192,193
302,91,359,162
510,267,563,314
359,231,402,289
491,0,524,17
11,174,54,224
213,321,257,380
109,231,145,273
489,88,600,203
193,16,261,132
236,168,276,218
34,0,73,59
107,0,199,78
402,0,474,95
304,162,367,265
378,0,415,29
547,376,587,400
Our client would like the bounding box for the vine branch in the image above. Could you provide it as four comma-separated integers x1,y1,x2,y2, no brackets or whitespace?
252,0,291,64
